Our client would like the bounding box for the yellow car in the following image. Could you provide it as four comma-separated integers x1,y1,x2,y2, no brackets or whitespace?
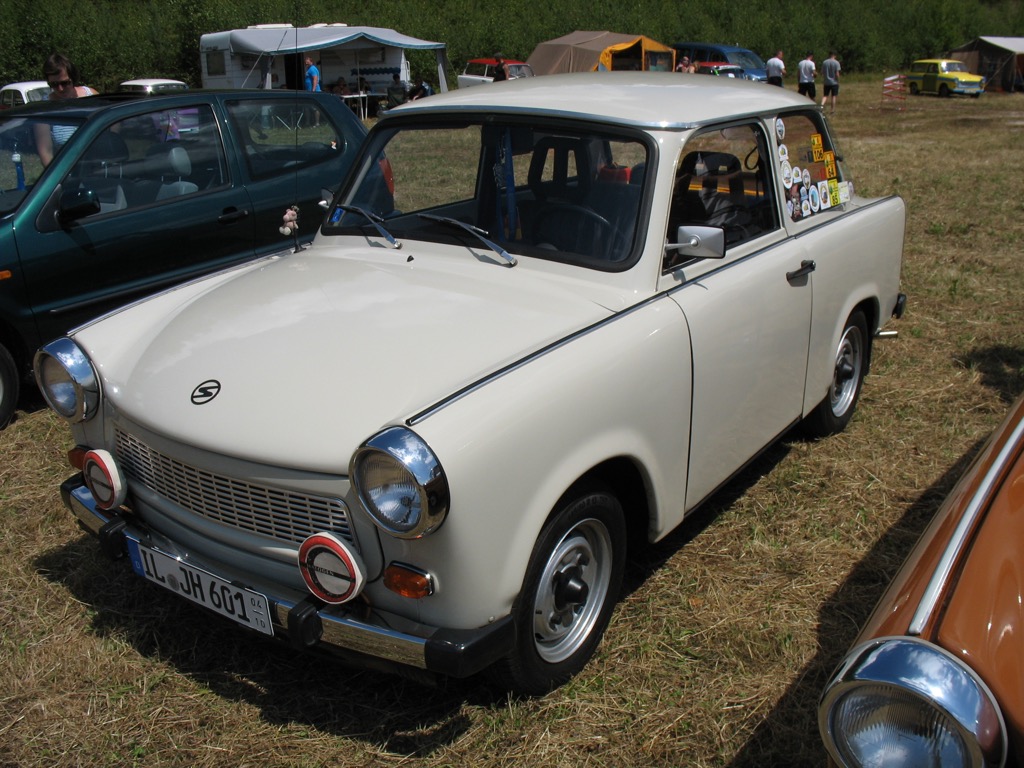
906,58,985,97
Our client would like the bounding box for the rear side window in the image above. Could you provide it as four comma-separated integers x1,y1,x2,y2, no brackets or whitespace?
226,98,345,180
772,113,848,223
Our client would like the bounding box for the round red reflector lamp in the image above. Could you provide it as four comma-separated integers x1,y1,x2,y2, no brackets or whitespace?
82,449,127,510
297,532,366,604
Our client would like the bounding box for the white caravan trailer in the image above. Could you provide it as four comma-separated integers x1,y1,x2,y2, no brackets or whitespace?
200,24,451,94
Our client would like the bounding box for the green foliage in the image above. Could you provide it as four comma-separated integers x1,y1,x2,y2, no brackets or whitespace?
1,0,1021,88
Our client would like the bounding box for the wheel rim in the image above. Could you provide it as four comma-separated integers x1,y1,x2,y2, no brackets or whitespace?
531,518,613,664
830,324,864,417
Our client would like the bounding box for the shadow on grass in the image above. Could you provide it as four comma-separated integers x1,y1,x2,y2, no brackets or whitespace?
30,436,797,758
723,444,982,767
961,344,1024,404
33,534,504,756
726,351,1024,767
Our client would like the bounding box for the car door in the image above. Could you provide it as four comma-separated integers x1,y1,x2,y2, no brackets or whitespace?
661,121,811,508
222,94,365,253
924,63,939,93
14,101,256,345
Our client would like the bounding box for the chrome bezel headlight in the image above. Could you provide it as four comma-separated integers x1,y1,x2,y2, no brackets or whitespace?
33,338,100,423
819,637,1006,768
350,426,449,539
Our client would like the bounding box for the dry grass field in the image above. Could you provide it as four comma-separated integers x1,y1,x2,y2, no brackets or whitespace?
2,79,1023,767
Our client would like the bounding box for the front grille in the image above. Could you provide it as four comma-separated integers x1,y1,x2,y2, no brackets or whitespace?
115,430,355,546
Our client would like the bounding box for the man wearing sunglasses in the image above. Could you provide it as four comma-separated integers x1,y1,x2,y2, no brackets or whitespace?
35,53,98,166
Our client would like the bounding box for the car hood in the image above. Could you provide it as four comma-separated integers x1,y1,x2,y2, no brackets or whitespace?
78,245,622,471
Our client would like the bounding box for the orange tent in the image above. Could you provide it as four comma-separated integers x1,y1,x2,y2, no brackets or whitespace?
527,31,675,75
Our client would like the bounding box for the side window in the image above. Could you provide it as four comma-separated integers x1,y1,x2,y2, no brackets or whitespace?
226,99,343,180
665,122,777,268
773,113,848,223
66,104,226,216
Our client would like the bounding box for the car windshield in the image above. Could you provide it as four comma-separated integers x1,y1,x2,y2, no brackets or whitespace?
325,118,650,269
0,114,84,214
944,61,968,73
728,50,766,70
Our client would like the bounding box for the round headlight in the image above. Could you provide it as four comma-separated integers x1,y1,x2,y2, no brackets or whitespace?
350,427,449,538
820,638,1006,768
33,338,100,423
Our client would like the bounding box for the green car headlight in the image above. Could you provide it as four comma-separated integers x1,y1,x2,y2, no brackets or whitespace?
350,426,449,539
34,338,100,423
819,637,1006,768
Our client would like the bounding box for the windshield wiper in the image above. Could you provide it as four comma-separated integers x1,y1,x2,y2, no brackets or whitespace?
338,204,401,249
417,214,517,267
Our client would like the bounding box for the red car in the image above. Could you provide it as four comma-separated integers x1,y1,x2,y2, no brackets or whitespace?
819,391,1024,766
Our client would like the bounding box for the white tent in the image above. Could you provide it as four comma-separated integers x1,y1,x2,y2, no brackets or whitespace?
200,24,451,92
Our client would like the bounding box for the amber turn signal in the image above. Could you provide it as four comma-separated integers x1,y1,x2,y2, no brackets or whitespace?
383,563,434,599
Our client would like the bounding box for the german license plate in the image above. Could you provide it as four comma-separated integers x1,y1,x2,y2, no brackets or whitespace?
126,539,274,636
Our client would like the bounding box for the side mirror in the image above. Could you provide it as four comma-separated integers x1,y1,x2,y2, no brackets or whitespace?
666,225,726,260
57,188,101,224
319,187,335,209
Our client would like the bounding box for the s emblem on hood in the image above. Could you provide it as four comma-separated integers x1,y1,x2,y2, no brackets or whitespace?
191,380,221,405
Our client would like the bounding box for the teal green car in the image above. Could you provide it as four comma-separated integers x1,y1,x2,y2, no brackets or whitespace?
0,90,370,426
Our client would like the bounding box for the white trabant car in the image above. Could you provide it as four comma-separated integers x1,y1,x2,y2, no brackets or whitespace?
36,72,906,693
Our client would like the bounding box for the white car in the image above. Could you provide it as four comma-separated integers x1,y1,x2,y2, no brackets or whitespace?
118,78,188,94
0,81,50,109
457,57,535,88
36,72,906,693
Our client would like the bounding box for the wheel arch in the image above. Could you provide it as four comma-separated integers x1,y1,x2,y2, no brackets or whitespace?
554,456,654,552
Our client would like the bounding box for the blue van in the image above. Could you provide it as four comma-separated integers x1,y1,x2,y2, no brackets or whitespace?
671,43,768,82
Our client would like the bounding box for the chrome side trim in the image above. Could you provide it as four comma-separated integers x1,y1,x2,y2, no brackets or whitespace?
909,414,1024,635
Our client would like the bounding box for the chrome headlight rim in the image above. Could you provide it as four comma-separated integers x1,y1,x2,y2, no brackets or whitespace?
819,636,1007,768
350,426,449,539
33,338,100,423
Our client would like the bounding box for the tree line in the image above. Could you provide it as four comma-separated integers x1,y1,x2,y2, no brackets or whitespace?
1,0,1021,91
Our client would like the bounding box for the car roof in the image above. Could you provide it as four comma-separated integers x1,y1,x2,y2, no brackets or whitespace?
0,89,338,119
913,58,961,64
385,71,813,129
467,58,527,65
1,81,50,91
120,78,187,87
673,42,753,53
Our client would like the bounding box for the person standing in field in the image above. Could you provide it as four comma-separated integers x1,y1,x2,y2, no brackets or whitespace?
303,55,321,126
766,51,786,86
797,52,816,100
821,52,842,112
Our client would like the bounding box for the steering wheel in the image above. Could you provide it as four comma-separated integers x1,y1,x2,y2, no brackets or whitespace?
531,203,618,258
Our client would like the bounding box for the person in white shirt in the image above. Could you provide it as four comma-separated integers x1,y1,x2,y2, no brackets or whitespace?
766,51,786,87
797,53,816,100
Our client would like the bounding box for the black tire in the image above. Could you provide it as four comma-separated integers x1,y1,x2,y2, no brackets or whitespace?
802,310,868,438
939,83,950,98
0,344,19,429
909,82,920,95
497,489,626,695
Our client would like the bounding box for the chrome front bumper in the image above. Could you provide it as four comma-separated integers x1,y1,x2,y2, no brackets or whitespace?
60,475,515,679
